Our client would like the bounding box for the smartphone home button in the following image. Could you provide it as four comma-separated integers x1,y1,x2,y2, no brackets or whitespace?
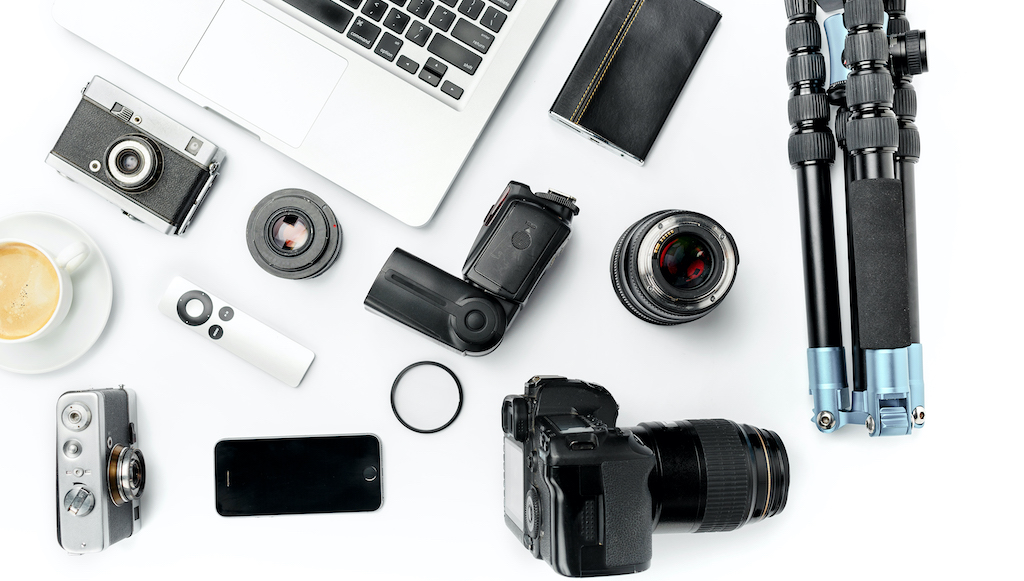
363,466,378,482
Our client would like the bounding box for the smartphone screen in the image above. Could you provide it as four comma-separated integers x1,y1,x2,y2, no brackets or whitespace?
214,434,382,516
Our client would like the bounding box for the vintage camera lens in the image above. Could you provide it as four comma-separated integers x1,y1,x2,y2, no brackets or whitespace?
630,420,788,533
108,444,146,507
610,210,739,325
106,136,161,192
246,189,342,279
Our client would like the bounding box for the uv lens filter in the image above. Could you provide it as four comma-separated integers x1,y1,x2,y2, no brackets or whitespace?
390,362,464,434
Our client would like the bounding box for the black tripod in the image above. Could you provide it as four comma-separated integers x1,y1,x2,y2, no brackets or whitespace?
785,0,927,436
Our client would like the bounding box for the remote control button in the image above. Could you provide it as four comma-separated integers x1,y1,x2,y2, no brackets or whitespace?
185,300,205,318
465,310,485,331
177,291,213,326
209,325,224,340
219,307,234,321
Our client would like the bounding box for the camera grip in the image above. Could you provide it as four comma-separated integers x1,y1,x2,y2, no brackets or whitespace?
364,248,510,355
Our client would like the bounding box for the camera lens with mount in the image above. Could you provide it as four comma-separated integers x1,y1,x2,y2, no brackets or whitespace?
610,210,739,325
246,189,342,280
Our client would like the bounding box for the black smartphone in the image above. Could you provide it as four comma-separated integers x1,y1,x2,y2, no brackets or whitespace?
214,434,382,516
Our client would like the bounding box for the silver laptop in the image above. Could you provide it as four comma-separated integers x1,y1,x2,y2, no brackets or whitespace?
52,0,558,226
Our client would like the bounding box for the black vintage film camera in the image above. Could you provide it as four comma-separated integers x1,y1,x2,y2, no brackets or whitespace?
365,182,578,355
502,377,789,577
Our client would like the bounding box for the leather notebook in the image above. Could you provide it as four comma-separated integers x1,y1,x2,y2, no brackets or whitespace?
550,0,721,165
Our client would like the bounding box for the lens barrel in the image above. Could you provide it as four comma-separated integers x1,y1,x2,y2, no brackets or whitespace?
630,420,788,533
105,135,161,192
610,210,739,325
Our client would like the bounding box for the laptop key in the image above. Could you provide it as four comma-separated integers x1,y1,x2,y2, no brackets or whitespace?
362,0,388,21
491,0,516,12
425,57,448,78
337,0,361,8
428,7,456,32
480,6,506,33
389,0,407,6
437,0,457,6
427,34,482,75
375,32,403,61
283,0,354,34
397,55,419,74
457,0,484,20
451,19,493,53
408,0,433,18
418,69,442,87
348,17,382,48
441,81,464,100
405,21,432,46
384,8,410,33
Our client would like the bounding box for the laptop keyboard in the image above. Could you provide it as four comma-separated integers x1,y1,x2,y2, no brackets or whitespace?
278,0,517,107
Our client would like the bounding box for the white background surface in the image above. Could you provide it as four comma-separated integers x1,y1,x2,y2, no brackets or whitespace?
1,1,1020,579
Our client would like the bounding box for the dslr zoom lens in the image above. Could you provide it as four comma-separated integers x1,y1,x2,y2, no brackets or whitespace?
631,420,788,533
611,210,739,325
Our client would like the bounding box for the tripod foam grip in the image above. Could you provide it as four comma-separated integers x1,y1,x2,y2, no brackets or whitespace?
847,179,912,349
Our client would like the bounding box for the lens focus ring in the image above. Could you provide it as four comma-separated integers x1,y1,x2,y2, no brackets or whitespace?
106,136,160,192
690,420,752,533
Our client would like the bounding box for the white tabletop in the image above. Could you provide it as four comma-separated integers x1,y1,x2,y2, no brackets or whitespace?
1,1,1018,578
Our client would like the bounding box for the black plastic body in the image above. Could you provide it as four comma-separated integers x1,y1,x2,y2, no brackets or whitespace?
214,435,382,516
365,182,575,355
502,377,789,577
49,97,213,232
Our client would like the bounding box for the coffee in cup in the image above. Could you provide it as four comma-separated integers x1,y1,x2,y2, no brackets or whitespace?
0,239,89,343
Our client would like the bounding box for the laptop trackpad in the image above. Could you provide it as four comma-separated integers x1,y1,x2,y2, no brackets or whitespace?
179,0,347,148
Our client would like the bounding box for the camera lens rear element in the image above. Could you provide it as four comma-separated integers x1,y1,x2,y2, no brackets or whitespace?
611,210,739,325
246,189,342,280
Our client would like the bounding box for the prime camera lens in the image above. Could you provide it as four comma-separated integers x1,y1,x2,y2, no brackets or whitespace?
108,444,146,507
610,210,739,325
106,136,161,192
630,420,788,533
246,189,342,280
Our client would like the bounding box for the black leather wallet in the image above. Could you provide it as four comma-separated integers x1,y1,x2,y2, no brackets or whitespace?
550,0,721,165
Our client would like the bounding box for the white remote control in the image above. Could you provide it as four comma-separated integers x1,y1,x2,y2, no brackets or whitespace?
158,276,314,387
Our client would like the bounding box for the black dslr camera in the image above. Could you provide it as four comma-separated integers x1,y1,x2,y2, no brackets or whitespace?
365,182,578,355
502,377,789,577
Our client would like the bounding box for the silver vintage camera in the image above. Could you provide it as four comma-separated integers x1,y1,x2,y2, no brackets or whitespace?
46,76,225,235
56,387,145,554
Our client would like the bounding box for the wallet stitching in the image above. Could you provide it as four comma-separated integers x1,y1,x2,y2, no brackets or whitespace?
570,0,642,123
575,0,647,124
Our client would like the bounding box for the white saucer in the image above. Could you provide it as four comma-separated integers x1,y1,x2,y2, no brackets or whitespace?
0,212,113,374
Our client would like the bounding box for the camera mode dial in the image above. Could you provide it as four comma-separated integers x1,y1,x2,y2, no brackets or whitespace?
525,487,541,537
63,485,96,517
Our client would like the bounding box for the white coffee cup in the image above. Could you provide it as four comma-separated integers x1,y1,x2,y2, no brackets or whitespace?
0,238,90,344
